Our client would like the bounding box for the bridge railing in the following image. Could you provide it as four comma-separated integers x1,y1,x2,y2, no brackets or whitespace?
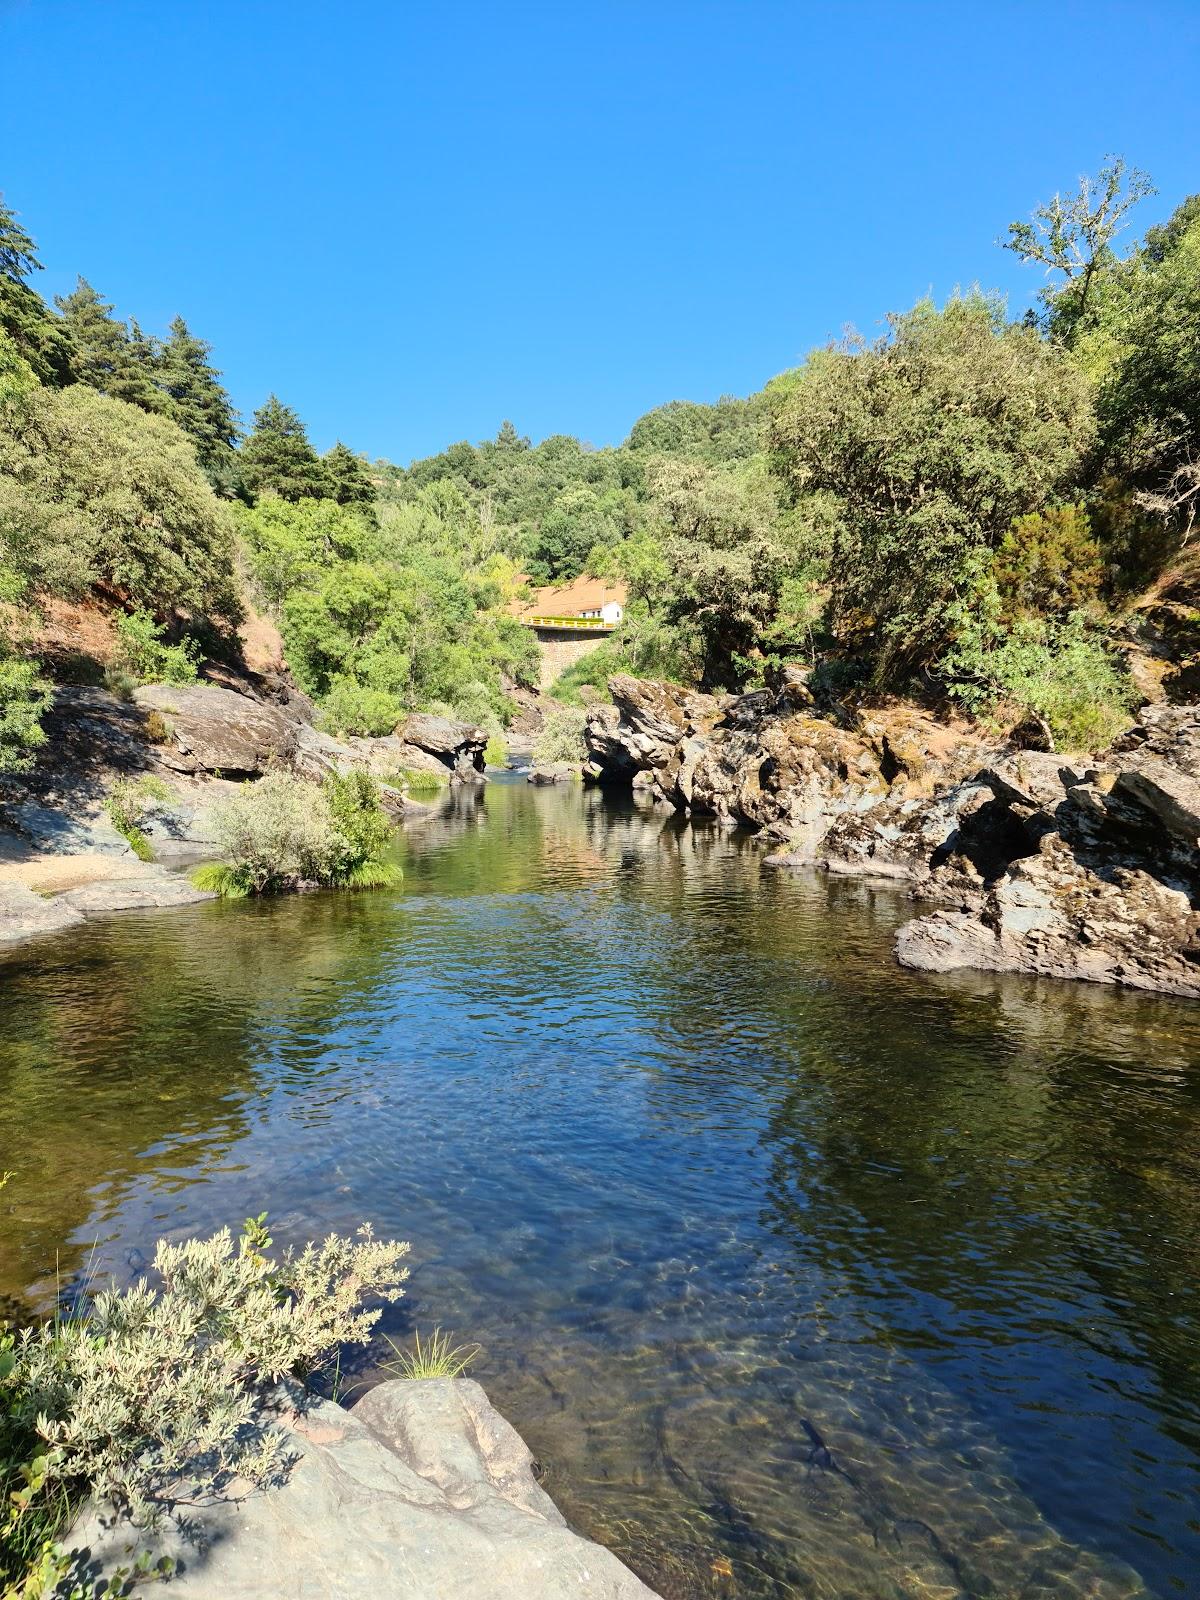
520,615,613,631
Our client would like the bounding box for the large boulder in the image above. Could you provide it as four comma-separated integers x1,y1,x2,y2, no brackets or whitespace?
134,683,299,777
66,1380,659,1600
396,712,489,779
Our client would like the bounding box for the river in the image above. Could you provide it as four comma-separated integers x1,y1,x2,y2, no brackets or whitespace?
2,775,1198,1598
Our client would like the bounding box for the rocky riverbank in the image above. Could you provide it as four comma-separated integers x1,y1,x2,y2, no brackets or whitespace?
584,673,1200,998
0,668,489,948
67,1376,659,1600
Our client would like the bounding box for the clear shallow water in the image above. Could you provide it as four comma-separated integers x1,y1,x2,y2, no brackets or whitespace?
2,777,1199,1599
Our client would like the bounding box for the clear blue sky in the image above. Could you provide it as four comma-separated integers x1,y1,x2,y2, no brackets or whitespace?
2,0,1197,463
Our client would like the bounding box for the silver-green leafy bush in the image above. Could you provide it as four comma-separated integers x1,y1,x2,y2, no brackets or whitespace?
193,770,400,896
2,1223,409,1543
532,705,587,765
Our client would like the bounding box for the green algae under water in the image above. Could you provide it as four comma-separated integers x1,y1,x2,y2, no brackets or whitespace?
2,776,1199,1599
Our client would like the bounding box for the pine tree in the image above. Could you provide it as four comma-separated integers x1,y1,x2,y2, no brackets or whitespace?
494,418,529,452
0,196,74,385
239,395,326,502
125,318,168,407
55,277,125,389
323,441,376,508
159,316,239,492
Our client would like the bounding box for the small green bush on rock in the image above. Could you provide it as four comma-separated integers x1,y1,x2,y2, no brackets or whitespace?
193,769,400,896
533,706,587,765
114,609,200,687
104,774,172,861
946,608,1135,752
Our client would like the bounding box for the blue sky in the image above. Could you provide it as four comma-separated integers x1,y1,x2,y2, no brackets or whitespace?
2,0,1197,463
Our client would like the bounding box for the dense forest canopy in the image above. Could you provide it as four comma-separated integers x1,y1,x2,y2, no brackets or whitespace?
1,156,1198,766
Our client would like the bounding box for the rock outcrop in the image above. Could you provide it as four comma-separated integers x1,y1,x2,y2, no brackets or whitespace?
586,672,983,844
585,676,1200,997
67,1379,659,1600
0,677,486,948
135,683,300,777
894,709,1200,996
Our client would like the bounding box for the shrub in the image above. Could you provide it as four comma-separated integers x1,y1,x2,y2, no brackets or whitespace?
483,732,507,767
532,705,587,765
387,766,448,795
194,770,399,897
945,609,1136,752
319,676,404,738
992,504,1104,622
114,609,200,686
323,770,399,886
205,772,346,894
104,774,172,862
0,1220,408,1590
0,652,50,775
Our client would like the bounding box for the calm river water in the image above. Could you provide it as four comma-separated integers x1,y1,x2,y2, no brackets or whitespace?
2,776,1198,1598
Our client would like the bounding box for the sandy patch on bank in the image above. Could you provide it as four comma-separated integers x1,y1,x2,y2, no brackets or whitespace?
0,853,150,893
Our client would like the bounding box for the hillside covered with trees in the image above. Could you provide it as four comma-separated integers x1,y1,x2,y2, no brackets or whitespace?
2,157,1197,768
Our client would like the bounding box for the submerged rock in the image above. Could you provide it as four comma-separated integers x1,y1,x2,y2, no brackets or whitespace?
66,1379,659,1600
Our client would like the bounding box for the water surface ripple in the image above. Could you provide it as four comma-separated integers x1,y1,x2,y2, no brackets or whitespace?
2,778,1199,1598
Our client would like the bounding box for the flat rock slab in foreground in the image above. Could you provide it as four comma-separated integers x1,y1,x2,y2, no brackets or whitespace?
68,1378,659,1600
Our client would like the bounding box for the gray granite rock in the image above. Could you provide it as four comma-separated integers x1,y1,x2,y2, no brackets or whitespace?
134,683,299,777
3,802,135,857
59,873,214,914
0,882,84,944
527,763,575,785
65,1380,659,1600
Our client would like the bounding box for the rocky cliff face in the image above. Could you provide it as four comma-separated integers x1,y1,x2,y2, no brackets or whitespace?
584,675,1200,998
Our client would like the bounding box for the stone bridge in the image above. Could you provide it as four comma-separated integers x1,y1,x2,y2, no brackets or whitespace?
521,618,615,692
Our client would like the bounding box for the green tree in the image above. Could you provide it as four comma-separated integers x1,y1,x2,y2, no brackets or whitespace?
769,294,1095,680
239,395,326,502
529,486,613,581
640,457,795,688
55,277,130,389
991,505,1103,623
323,441,376,509
235,496,372,609
1003,156,1155,339
54,277,166,415
1072,194,1200,536
0,377,238,617
159,316,240,492
0,195,74,386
